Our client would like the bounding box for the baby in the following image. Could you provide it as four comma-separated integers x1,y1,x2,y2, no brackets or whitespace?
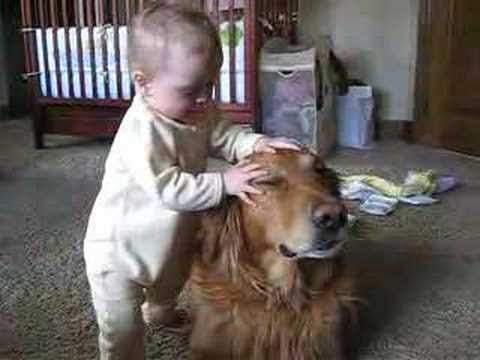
83,2,298,360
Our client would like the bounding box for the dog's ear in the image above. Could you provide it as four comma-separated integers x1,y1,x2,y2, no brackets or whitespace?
198,205,225,263
198,199,244,268
314,158,341,197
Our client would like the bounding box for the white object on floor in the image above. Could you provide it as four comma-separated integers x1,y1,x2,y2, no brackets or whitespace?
399,195,439,205
341,178,441,216
336,86,375,150
359,194,398,216
341,180,379,202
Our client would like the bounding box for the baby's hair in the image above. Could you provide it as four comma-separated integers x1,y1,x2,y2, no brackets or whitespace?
128,1,223,79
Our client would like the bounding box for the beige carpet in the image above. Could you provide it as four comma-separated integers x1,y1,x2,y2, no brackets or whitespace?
1,119,480,359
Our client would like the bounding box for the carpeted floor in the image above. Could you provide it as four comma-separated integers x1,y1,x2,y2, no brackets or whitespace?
1,118,479,360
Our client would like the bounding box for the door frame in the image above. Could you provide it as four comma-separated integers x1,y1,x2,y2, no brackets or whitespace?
412,0,429,142
413,0,454,145
402,0,433,143
413,0,477,153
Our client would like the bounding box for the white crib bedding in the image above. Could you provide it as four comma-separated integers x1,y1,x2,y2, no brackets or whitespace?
34,22,246,103
35,26,130,100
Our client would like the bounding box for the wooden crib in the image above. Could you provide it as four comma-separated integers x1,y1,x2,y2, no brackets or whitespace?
20,0,298,148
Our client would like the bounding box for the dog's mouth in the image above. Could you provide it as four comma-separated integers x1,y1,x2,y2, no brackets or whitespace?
278,238,345,260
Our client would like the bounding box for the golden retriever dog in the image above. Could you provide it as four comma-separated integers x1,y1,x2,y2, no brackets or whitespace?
189,150,357,360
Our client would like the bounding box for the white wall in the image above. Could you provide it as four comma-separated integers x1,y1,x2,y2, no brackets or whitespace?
0,12,8,108
299,0,419,121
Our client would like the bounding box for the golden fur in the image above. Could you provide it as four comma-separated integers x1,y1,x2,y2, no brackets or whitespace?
189,150,358,360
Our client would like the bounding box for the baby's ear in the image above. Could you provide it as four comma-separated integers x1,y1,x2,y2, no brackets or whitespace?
133,71,148,88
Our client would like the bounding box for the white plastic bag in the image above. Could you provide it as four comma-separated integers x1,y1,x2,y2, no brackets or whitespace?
336,86,375,149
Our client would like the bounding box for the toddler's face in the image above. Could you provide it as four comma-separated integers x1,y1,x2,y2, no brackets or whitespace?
142,45,216,121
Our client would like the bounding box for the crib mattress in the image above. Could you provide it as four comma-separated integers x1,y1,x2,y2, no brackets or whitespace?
34,22,246,104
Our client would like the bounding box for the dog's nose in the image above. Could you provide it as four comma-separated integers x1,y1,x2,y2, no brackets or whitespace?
312,203,347,231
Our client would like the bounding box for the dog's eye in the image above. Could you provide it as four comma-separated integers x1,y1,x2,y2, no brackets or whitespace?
253,175,283,186
314,167,341,196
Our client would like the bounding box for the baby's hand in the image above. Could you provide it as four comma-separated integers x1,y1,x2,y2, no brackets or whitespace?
254,137,301,154
223,160,267,206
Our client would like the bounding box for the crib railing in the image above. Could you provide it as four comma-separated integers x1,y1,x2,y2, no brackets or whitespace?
258,0,298,42
20,0,298,149
21,0,137,103
20,0,276,111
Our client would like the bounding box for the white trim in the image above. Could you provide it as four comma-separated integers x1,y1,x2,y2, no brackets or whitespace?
407,0,420,122
260,64,315,72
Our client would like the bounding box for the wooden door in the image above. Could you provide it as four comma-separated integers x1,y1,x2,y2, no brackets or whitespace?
415,0,480,156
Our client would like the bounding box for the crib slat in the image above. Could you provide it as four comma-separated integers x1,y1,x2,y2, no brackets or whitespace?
292,0,297,35
281,0,285,33
126,0,132,24
22,0,45,148
259,0,266,42
269,0,275,38
86,0,98,98
286,0,291,37
266,0,271,34
245,0,256,108
278,0,282,35
290,0,295,22
260,0,267,24
62,0,74,97
292,0,299,25
20,0,40,98
27,0,39,95
272,0,276,28
262,0,268,22
130,0,136,97
270,0,274,24
38,0,52,97
213,0,221,102
50,0,64,97
112,0,123,99
124,0,135,97
20,0,31,73
138,0,145,13
98,0,105,29
99,0,110,99
286,0,292,38
75,0,86,98
292,0,298,43
273,0,278,35
78,0,85,27
228,0,236,103
279,0,284,36
289,0,297,43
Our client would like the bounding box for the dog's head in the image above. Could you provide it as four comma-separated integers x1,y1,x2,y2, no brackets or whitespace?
199,150,347,283
243,149,347,262
194,150,354,360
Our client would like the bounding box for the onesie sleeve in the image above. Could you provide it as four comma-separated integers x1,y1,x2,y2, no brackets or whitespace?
118,116,224,212
209,115,266,163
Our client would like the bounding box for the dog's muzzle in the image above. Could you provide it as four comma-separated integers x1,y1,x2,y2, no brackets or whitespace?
279,233,346,260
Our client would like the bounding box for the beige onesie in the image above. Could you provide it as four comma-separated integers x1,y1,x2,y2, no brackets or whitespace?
84,95,264,359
